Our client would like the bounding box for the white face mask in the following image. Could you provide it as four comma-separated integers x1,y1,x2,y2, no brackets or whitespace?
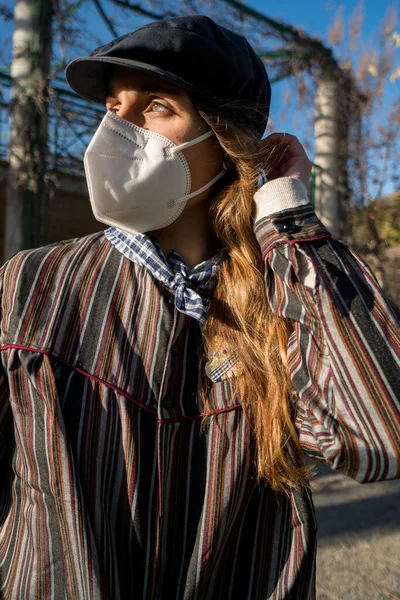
84,111,227,234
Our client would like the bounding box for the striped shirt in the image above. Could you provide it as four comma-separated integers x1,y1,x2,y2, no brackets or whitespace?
0,178,399,599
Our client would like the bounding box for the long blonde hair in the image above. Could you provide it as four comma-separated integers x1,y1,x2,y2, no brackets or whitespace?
199,110,311,494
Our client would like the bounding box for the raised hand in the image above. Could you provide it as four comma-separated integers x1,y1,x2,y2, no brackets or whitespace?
260,133,313,188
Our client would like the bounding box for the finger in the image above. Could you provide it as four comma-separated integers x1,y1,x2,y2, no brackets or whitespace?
264,132,298,139
262,132,300,147
262,133,304,148
270,137,307,155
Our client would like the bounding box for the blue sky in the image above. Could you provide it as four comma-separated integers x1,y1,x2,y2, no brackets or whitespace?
248,0,396,42
247,1,399,159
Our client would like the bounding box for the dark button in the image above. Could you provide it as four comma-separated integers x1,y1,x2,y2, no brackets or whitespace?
162,398,172,409
171,345,179,355
168,295,175,305
280,222,299,234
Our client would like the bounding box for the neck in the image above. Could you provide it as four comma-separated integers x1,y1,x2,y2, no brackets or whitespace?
149,197,219,269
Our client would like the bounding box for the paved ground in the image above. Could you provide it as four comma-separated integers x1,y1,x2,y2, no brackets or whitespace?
312,465,400,599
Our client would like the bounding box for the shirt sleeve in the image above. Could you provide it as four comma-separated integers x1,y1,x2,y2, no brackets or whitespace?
0,263,13,493
253,178,400,483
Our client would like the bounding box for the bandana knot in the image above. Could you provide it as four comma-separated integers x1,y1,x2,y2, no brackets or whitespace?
104,228,223,323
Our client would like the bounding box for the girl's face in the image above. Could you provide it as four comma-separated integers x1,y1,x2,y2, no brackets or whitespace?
105,66,225,201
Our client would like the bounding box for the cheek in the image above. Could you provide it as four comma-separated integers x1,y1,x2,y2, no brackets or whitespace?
198,141,224,167
183,143,224,190
174,121,201,145
182,144,210,170
155,123,195,148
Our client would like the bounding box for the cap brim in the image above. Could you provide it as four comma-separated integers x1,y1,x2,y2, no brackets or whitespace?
65,56,209,104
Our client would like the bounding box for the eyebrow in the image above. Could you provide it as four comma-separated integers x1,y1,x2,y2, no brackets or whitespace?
106,81,185,99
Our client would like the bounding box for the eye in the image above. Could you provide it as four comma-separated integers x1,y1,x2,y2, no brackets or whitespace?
147,101,171,114
106,104,120,114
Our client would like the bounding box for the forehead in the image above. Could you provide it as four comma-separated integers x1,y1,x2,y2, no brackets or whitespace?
107,66,188,99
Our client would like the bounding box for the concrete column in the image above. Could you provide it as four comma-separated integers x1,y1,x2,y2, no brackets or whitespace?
4,0,32,260
4,0,53,261
314,76,340,237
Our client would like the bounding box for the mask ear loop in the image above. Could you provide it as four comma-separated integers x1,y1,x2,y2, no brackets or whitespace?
169,130,215,153
171,169,227,206
169,129,229,204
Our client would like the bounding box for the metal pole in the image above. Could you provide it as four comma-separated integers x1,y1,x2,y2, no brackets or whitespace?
4,0,53,261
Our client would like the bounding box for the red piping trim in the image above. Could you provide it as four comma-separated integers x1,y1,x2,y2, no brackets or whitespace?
0,343,158,415
0,344,242,422
262,233,332,259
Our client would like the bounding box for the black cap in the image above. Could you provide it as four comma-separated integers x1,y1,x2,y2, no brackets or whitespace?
65,15,270,138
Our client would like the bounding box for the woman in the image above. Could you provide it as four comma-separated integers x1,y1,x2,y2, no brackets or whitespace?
0,15,399,600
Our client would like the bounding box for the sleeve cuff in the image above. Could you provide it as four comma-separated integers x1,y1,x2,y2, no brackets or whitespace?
253,205,332,258
254,177,310,221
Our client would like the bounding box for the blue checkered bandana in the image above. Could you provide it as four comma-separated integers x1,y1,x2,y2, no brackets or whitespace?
104,227,223,323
